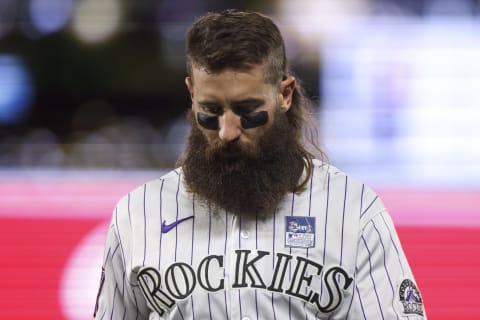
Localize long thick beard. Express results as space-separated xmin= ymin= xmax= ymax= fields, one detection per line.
xmin=180 ymin=110 xmax=304 ymax=220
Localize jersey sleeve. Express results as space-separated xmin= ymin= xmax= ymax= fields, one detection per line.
xmin=93 ymin=212 xmax=147 ymax=319
xmin=349 ymin=209 xmax=427 ymax=319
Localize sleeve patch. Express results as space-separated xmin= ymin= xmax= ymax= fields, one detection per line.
xmin=399 ymin=279 xmax=424 ymax=316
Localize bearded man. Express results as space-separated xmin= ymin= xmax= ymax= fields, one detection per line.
xmin=94 ymin=10 xmax=426 ymax=320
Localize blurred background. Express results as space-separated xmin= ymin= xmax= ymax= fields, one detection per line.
xmin=0 ymin=0 xmax=479 ymax=319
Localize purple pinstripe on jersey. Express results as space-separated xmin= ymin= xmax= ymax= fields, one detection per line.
xmin=255 ymin=291 xmax=259 ymax=319
xmin=127 ymin=193 xmax=132 ymax=228
xmin=121 ymin=270 xmax=127 ymax=319
xmin=190 ymin=296 xmax=195 ymax=319
xmin=110 ymin=242 xmax=120 ymax=266
xmin=143 ymin=184 xmax=147 ymax=267
xmin=324 ymin=176 xmax=349 ymax=319
xmin=174 ymin=175 xmax=181 ymax=261
xmin=110 ymin=283 xmax=118 ymax=320
xmin=346 ymin=179 xmax=363 ymax=320
xmin=190 ymin=196 xmax=195 ymax=319
xmin=140 ymin=184 xmax=149 ymax=317
xmin=127 ymin=193 xmax=139 ymax=320
xmin=361 ymin=235 xmax=385 ymax=320
xmin=238 ymin=291 xmax=243 ymax=318
xmin=322 ymin=173 xmax=331 ymax=265
xmin=126 ymin=196 xmax=133 ymax=271
xmin=304 ymin=165 xmax=316 ymax=320
xmin=223 ymin=209 xmax=229 ymax=320
xmin=238 ymin=215 xmax=243 ymax=319
xmin=158 ymin=179 xmax=165 ymax=270
xmin=308 ymin=165 xmax=314 ymax=217
xmin=207 ymin=207 xmax=212 ymax=252
xmin=177 ymin=306 xmax=185 ymax=320
xmin=359 ymin=184 xmax=365 ymax=215
xmin=255 ymin=213 xmax=259 ymax=320
xmin=371 ymin=220 xmax=400 ymax=320
xmin=207 ymin=207 xmax=213 ymax=320
xmin=190 ymin=196 xmax=196 ymax=264
xmin=190 ymin=195 xmax=196 ymax=319
xmin=289 ymin=192 xmax=295 ymax=320
xmin=117 ymin=198 xmax=138 ymax=317
xmin=271 ymin=209 xmax=277 ymax=320
xmin=319 ymin=173 xmax=331 ymax=301
xmin=110 ymin=244 xmax=120 ymax=265
xmin=344 ymin=280 xmax=356 ymax=319
xmin=224 ymin=209 xmax=228 ymax=255
xmin=132 ymin=281 xmax=139 ymax=320
xmin=355 ymin=285 xmax=367 ymax=320
xmin=360 ymin=196 xmax=378 ymax=219
xmin=339 ymin=176 xmax=348 ymax=266
xmin=379 ymin=214 xmax=405 ymax=276
xmin=173 ymin=174 xmax=186 ymax=320
xmin=103 ymin=244 xmax=112 ymax=267
xmin=115 ymin=209 xmax=127 ymax=273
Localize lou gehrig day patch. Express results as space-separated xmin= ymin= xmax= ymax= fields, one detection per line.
xmin=285 ymin=216 xmax=316 ymax=248
xmin=399 ymin=279 xmax=424 ymax=316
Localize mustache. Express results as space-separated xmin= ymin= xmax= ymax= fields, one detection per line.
xmin=206 ymin=138 xmax=259 ymax=160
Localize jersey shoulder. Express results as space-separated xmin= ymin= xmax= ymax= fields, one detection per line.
xmin=117 ymin=168 xmax=182 ymax=201
xmin=311 ymin=159 xmax=388 ymax=227
xmin=311 ymin=159 xmax=366 ymax=192
xmin=112 ymin=168 xmax=182 ymax=221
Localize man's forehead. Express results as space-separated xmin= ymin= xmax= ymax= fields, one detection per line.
xmin=190 ymin=64 xmax=267 ymax=81
xmin=198 ymin=97 xmax=265 ymax=106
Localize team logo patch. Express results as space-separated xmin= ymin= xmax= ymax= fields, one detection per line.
xmin=399 ymin=279 xmax=424 ymax=316
xmin=285 ymin=216 xmax=315 ymax=248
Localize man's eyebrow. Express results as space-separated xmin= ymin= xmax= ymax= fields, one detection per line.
xmin=198 ymin=100 xmax=221 ymax=106
xmin=231 ymin=98 xmax=265 ymax=114
xmin=198 ymin=98 xmax=264 ymax=105
xmin=232 ymin=98 xmax=265 ymax=106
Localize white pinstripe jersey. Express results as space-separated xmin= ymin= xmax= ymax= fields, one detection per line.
xmin=94 ymin=160 xmax=426 ymax=319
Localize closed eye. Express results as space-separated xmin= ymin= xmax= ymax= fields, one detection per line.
xmin=232 ymin=100 xmax=264 ymax=116
xmin=199 ymin=103 xmax=223 ymax=115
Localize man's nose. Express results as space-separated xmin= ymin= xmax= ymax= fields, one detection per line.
xmin=218 ymin=111 xmax=241 ymax=142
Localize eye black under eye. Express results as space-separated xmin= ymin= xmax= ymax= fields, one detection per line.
xmin=240 ymin=111 xmax=268 ymax=129
xmin=197 ymin=112 xmax=219 ymax=130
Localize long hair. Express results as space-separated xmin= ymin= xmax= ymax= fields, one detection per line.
xmin=185 ymin=10 xmax=326 ymax=190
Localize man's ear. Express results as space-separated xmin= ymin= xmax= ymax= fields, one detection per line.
xmin=185 ymin=77 xmax=194 ymax=101
xmin=279 ymin=76 xmax=296 ymax=112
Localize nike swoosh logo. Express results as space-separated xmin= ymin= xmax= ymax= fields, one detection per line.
xmin=161 ymin=215 xmax=194 ymax=233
